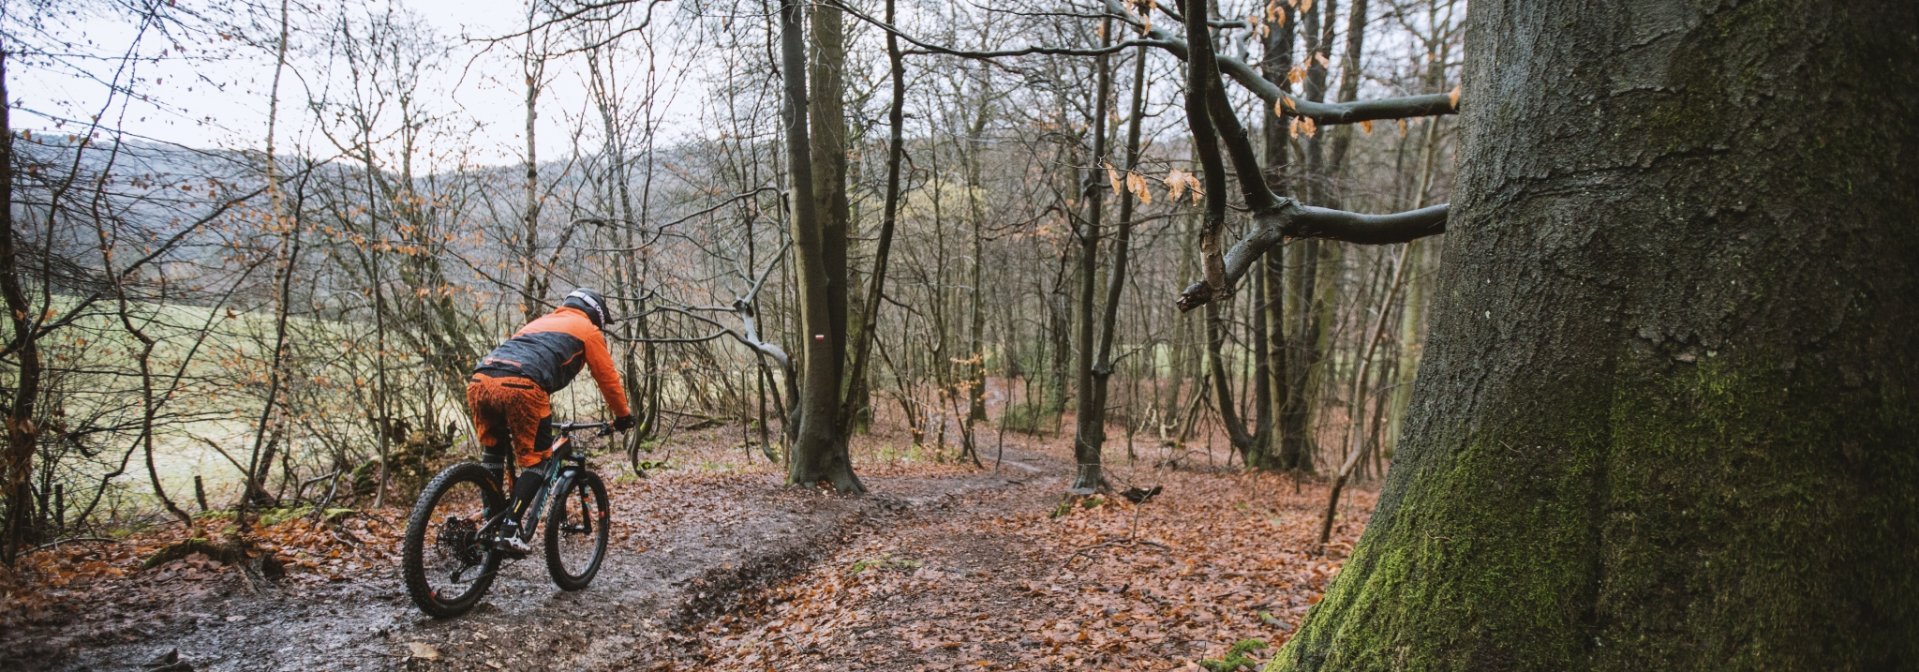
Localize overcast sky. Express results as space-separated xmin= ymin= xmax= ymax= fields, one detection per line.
xmin=11 ymin=0 xmax=708 ymax=170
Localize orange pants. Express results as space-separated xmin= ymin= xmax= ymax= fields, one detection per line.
xmin=467 ymin=374 xmax=553 ymax=468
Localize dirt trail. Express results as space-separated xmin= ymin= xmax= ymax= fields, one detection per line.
xmin=9 ymin=448 xmax=1061 ymax=672
xmin=672 ymin=454 xmax=1071 ymax=670
xmin=662 ymin=442 xmax=1377 ymax=670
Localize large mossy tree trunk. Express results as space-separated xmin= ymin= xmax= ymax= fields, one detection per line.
xmin=1273 ymin=1 xmax=1919 ymax=670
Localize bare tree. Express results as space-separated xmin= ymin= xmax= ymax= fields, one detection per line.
xmin=778 ymin=0 xmax=862 ymax=492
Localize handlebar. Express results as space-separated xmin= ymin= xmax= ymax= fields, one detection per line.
xmin=552 ymin=420 xmax=613 ymax=436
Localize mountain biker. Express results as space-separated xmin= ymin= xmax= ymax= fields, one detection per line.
xmin=468 ymin=288 xmax=634 ymax=553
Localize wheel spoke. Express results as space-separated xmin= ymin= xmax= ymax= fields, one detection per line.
xmin=405 ymin=464 xmax=507 ymax=617
xmin=545 ymin=473 xmax=609 ymax=589
xmin=422 ymin=481 xmax=490 ymax=593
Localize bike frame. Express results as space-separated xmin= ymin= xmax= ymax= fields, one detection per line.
xmin=482 ymin=421 xmax=608 ymax=541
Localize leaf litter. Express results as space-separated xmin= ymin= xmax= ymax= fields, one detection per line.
xmin=1 ymin=419 xmax=1375 ymax=671
xmin=676 ymin=435 xmax=1376 ymax=671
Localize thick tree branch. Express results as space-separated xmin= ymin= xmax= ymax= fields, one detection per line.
xmin=1176 ymin=202 xmax=1448 ymax=311
xmin=1106 ymin=0 xmax=1458 ymax=125
xmin=1181 ymin=0 xmax=1231 ymax=295
xmin=1195 ymin=35 xmax=1279 ymax=212
xmin=1167 ymin=0 xmax=1450 ymax=313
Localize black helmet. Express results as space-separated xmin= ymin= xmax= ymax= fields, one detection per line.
xmin=562 ymin=288 xmax=609 ymax=328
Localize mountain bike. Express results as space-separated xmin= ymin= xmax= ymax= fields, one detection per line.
xmin=402 ymin=420 xmax=615 ymax=618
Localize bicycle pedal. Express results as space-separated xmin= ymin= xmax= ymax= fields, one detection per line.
xmin=494 ymin=535 xmax=533 ymax=557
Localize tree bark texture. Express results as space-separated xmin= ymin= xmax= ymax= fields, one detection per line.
xmin=1255 ymin=0 xmax=1298 ymax=471
xmin=0 ymin=47 xmax=45 ymax=562
xmin=1072 ymin=41 xmax=1148 ymax=491
xmin=842 ymin=0 xmax=907 ymax=445
xmin=808 ymin=0 xmax=852 ymax=360
xmin=782 ymin=0 xmax=862 ymax=493
xmin=1069 ymin=18 xmax=1113 ymax=493
xmin=1274 ymin=1 xmax=1919 ymax=669
xmin=519 ymin=14 xmax=547 ymax=322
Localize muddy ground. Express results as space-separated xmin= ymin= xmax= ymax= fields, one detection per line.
xmin=2 ymin=445 xmax=1062 ymax=672
xmin=3 ymin=429 xmax=1372 ymax=672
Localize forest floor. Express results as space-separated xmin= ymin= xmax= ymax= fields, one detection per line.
xmin=0 ymin=421 xmax=1376 ymax=671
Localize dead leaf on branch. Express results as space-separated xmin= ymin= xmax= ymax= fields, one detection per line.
xmin=1125 ymin=171 xmax=1154 ymax=205
xmin=1265 ymin=0 xmax=1287 ymax=24
xmin=1162 ymin=169 xmax=1202 ymax=204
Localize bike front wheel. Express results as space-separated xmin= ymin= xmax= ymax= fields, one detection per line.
xmin=543 ymin=469 xmax=610 ymax=590
xmin=402 ymin=463 xmax=504 ymax=617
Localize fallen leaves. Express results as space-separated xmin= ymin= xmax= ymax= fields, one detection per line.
xmin=2 ymin=418 xmax=1377 ymax=671
xmin=406 ymin=641 xmax=442 ymax=661
xmin=687 ymin=436 xmax=1377 ymax=670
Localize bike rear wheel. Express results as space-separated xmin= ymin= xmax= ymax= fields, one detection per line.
xmin=543 ymin=469 xmax=610 ymax=590
xmin=402 ymin=463 xmax=504 ymax=617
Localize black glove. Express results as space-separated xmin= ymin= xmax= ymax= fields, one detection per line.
xmin=613 ymin=415 xmax=636 ymax=432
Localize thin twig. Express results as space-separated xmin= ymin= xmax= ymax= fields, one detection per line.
xmin=29 ymin=536 xmax=118 ymax=553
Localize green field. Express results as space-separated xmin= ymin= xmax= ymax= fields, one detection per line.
xmin=8 ymin=295 xmax=455 ymax=520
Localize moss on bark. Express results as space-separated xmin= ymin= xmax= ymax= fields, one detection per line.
xmin=1269 ymin=0 xmax=1918 ymax=668
xmin=1273 ymin=358 xmax=1917 ymax=671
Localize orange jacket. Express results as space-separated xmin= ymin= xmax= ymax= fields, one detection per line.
xmin=473 ymin=307 xmax=630 ymax=418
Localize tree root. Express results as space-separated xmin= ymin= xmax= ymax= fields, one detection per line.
xmin=140 ymin=538 xmax=285 ymax=581
xmin=141 ymin=538 xmax=246 ymax=569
